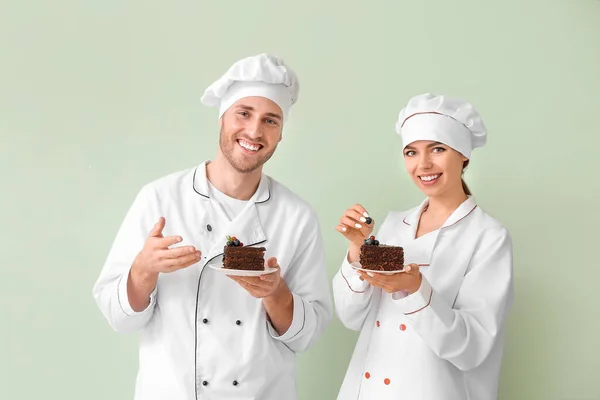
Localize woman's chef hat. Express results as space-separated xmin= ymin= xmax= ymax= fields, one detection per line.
xmin=395 ymin=93 xmax=487 ymax=159
xmin=201 ymin=53 xmax=299 ymax=123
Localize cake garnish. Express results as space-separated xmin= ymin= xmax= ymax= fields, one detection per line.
xmin=363 ymin=235 xmax=379 ymax=246
xmin=365 ymin=216 xmax=373 ymax=225
xmin=226 ymin=236 xmax=243 ymax=247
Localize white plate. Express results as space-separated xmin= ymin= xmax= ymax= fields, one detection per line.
xmin=208 ymin=263 xmax=278 ymax=277
xmin=350 ymin=262 xmax=406 ymax=275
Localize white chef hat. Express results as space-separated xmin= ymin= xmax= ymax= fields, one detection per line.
xmin=395 ymin=93 xmax=487 ymax=159
xmin=200 ymin=53 xmax=299 ymax=123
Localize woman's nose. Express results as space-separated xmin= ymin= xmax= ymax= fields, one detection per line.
xmin=418 ymin=154 xmax=433 ymax=169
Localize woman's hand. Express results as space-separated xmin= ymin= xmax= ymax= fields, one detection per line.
xmin=357 ymin=264 xmax=423 ymax=294
xmin=335 ymin=204 xmax=375 ymax=262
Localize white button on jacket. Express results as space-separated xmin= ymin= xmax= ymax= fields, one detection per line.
xmin=333 ymin=197 xmax=514 ymax=400
xmin=93 ymin=161 xmax=333 ymax=400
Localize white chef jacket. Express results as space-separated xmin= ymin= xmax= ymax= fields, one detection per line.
xmin=333 ymin=196 xmax=514 ymax=400
xmin=93 ymin=161 xmax=333 ymax=400
xmin=206 ymin=180 xmax=247 ymax=220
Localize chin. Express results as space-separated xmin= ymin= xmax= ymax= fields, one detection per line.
xmin=230 ymin=156 xmax=264 ymax=174
xmin=420 ymin=187 xmax=441 ymax=197
xmin=231 ymin=162 xmax=261 ymax=174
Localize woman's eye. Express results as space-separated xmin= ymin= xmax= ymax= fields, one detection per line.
xmin=433 ymin=147 xmax=446 ymax=153
xmin=404 ymin=150 xmax=416 ymax=157
xmin=238 ymin=112 xmax=249 ymax=117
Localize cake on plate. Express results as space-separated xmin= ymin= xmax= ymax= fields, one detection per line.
xmin=222 ymin=236 xmax=266 ymax=271
xmin=359 ymin=235 xmax=404 ymax=271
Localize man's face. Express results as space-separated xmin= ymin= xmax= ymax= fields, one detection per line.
xmin=219 ymin=96 xmax=284 ymax=174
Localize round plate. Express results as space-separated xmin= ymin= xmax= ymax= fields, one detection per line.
xmin=350 ymin=262 xmax=406 ymax=275
xmin=208 ymin=263 xmax=278 ymax=277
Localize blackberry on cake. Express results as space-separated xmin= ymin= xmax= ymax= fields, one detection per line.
xmin=222 ymin=236 xmax=266 ymax=271
xmin=359 ymin=235 xmax=404 ymax=271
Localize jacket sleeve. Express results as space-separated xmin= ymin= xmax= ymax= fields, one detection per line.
xmin=92 ymin=185 xmax=159 ymax=333
xmin=392 ymin=226 xmax=514 ymax=371
xmin=267 ymin=210 xmax=333 ymax=353
xmin=332 ymin=212 xmax=395 ymax=332
xmin=332 ymin=252 xmax=376 ymax=331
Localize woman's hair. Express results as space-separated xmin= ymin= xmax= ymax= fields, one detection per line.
xmin=461 ymin=160 xmax=471 ymax=196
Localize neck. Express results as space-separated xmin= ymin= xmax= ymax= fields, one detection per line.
xmin=425 ymin=186 xmax=469 ymax=219
xmin=206 ymin=152 xmax=262 ymax=200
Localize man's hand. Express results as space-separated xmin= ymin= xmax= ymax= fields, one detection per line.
xmin=132 ymin=216 xmax=201 ymax=278
xmin=229 ymin=257 xmax=294 ymax=335
xmin=228 ymin=257 xmax=284 ymax=298
xmin=128 ymin=217 xmax=201 ymax=311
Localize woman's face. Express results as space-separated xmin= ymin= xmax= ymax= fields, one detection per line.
xmin=403 ymin=140 xmax=468 ymax=198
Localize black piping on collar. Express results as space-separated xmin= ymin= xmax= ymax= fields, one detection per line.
xmin=192 ymin=166 xmax=271 ymax=203
xmin=255 ymin=189 xmax=271 ymax=204
xmin=192 ymin=167 xmax=209 ymax=199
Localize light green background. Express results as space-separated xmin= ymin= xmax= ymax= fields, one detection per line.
xmin=1 ymin=1 xmax=599 ymax=399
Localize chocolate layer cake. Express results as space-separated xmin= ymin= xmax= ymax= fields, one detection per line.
xmin=359 ymin=236 xmax=404 ymax=271
xmin=222 ymin=236 xmax=266 ymax=270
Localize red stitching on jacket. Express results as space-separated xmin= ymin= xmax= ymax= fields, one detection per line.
xmin=442 ymin=205 xmax=477 ymax=229
xmin=341 ymin=266 xmax=365 ymax=294
xmin=404 ymin=287 xmax=433 ymax=315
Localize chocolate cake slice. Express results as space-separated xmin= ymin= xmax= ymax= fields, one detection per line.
xmin=359 ymin=235 xmax=404 ymax=271
xmin=222 ymin=236 xmax=266 ymax=271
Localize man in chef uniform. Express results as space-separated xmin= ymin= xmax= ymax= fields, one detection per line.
xmin=93 ymin=53 xmax=332 ymax=400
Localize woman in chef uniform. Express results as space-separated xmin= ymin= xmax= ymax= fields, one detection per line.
xmin=333 ymin=93 xmax=514 ymax=400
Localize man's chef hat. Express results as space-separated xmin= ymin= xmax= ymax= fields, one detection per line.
xmin=395 ymin=93 xmax=487 ymax=159
xmin=201 ymin=53 xmax=299 ymax=123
